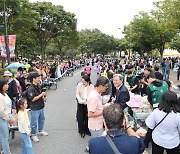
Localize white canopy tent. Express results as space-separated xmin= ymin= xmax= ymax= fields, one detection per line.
xmin=163 ymin=49 xmax=180 ymax=57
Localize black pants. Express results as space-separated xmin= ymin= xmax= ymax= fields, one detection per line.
xmin=77 ymin=103 xmax=89 ymax=134
xmin=152 ymin=140 xmax=180 ymax=154
xmin=87 ymin=73 xmax=91 ymax=78
xmin=177 ymin=72 xmax=180 ymax=80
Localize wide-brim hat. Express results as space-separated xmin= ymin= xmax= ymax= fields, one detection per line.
xmin=3 ymin=71 xmax=12 ymax=77
xmin=126 ymin=95 xmax=143 ymax=108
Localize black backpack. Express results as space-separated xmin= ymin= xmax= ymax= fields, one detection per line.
xmin=21 ymin=87 xmax=31 ymax=108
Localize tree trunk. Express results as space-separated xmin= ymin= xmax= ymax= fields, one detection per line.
xmin=159 ymin=42 xmax=165 ymax=62
xmin=1 ymin=57 xmax=5 ymax=69
xmin=40 ymin=46 xmax=45 ymax=61
xmin=159 ymin=48 xmax=164 ymax=62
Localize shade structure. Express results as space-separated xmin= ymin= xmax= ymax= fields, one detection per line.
xmin=6 ymin=62 xmax=25 ymax=69
xmin=163 ymin=49 xmax=180 ymax=57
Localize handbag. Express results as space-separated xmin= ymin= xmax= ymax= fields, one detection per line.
xmin=144 ymin=112 xmax=169 ymax=148
xmin=105 ymin=135 xmax=121 ymax=154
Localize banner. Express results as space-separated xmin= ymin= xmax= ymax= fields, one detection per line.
xmin=0 ymin=35 xmax=16 ymax=58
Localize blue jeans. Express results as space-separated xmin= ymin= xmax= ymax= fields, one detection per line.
xmin=165 ymin=69 xmax=170 ymax=79
xmin=21 ymin=133 xmax=34 ymax=154
xmin=162 ymin=67 xmax=166 ymax=78
xmin=12 ymin=100 xmax=16 ymax=109
xmin=0 ymin=118 xmax=10 ymax=154
xmin=31 ymin=108 xmax=45 ymax=136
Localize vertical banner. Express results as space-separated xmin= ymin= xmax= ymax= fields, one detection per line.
xmin=0 ymin=35 xmax=16 ymax=58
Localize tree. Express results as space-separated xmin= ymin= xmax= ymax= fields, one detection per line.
xmin=31 ymin=2 xmax=77 ymax=60
xmin=151 ymin=0 xmax=179 ymax=57
xmin=153 ymin=0 xmax=180 ymax=30
xmin=123 ymin=12 xmax=158 ymax=56
xmin=78 ymin=29 xmax=117 ymax=56
xmin=54 ymin=12 xmax=78 ymax=56
xmin=170 ymin=34 xmax=180 ymax=52
xmin=0 ymin=0 xmax=39 ymax=60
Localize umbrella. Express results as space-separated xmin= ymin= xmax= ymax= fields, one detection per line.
xmin=6 ymin=62 xmax=25 ymax=69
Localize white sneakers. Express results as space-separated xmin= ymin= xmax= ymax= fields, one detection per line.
xmin=31 ymin=136 xmax=39 ymax=143
xmin=39 ymin=131 xmax=48 ymax=136
xmin=31 ymin=131 xmax=48 ymax=143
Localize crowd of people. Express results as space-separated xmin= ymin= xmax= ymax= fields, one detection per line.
xmin=76 ymin=56 xmax=180 ymax=154
xmin=0 ymin=55 xmax=180 ymax=154
xmin=0 ymin=58 xmax=85 ymax=154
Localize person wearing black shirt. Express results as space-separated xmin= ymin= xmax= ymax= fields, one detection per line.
xmin=49 ymin=63 xmax=57 ymax=78
xmin=177 ymin=64 xmax=180 ymax=81
xmin=19 ymin=70 xmax=31 ymax=92
xmin=140 ymin=67 xmax=152 ymax=96
xmin=154 ymin=65 xmax=163 ymax=80
xmin=27 ymin=73 xmax=48 ymax=143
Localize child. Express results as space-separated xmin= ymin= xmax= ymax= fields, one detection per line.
xmin=17 ymin=97 xmax=34 ymax=154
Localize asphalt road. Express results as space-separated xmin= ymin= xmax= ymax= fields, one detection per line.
xmin=10 ymin=67 xmax=94 ymax=154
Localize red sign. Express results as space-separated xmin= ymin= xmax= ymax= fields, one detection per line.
xmin=0 ymin=35 xmax=16 ymax=58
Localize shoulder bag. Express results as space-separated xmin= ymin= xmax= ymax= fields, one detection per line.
xmin=105 ymin=135 xmax=121 ymax=154
xmin=144 ymin=112 xmax=169 ymax=148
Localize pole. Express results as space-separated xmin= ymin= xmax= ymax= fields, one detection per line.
xmin=3 ymin=0 xmax=11 ymax=65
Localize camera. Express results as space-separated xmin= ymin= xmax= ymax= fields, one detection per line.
xmin=41 ymin=87 xmax=47 ymax=92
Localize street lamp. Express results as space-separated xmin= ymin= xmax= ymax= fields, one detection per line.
xmin=3 ymin=0 xmax=11 ymax=64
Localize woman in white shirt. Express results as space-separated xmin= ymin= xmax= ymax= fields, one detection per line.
xmin=0 ymin=78 xmax=16 ymax=154
xmin=76 ymin=74 xmax=94 ymax=138
xmin=146 ymin=91 xmax=180 ymax=154
xmin=56 ymin=62 xmax=61 ymax=79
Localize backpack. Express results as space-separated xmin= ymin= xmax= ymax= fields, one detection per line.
xmin=21 ymin=87 xmax=31 ymax=108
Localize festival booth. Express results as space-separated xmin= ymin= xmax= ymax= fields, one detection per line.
xmin=163 ymin=49 xmax=180 ymax=57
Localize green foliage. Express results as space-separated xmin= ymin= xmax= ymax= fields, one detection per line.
xmin=124 ymin=12 xmax=158 ymax=55
xmin=0 ymin=0 xmax=40 ymax=58
xmin=123 ymin=0 xmax=179 ymax=57
xmin=170 ymin=34 xmax=180 ymax=52
xmin=0 ymin=0 xmax=179 ymax=63
xmin=31 ymin=2 xmax=77 ymax=59
xmin=151 ymin=0 xmax=179 ymax=56
xmin=78 ymin=29 xmax=117 ymax=55
xmin=54 ymin=12 xmax=78 ymax=55
xmin=153 ymin=0 xmax=180 ymax=30
xmin=0 ymin=0 xmax=79 ymax=61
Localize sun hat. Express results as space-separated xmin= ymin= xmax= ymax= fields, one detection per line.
xmin=126 ymin=95 xmax=143 ymax=108
xmin=3 ymin=71 xmax=12 ymax=77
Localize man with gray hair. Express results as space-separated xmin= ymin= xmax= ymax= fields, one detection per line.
xmin=113 ymin=74 xmax=130 ymax=109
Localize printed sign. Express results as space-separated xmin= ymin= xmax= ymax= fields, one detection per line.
xmin=0 ymin=35 xmax=16 ymax=58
